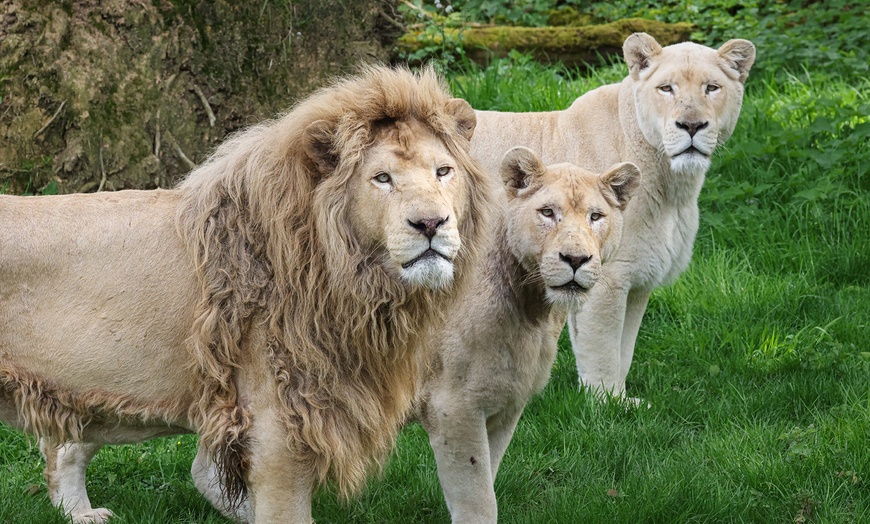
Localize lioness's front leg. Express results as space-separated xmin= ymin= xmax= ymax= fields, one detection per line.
xmin=485 ymin=407 xmax=522 ymax=481
xmin=423 ymin=399 xmax=497 ymax=524
xmin=618 ymin=288 xmax=652 ymax=388
xmin=568 ymin=275 xmax=630 ymax=397
xmin=40 ymin=440 xmax=113 ymax=524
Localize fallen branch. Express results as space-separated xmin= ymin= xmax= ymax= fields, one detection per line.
xmin=165 ymin=130 xmax=196 ymax=170
xmin=154 ymin=108 xmax=161 ymax=157
xmin=33 ymin=100 xmax=66 ymax=138
xmin=192 ymin=84 xmax=216 ymax=127
xmin=97 ymin=133 xmax=108 ymax=192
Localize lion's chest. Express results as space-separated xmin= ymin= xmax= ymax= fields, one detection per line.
xmin=623 ymin=201 xmax=700 ymax=289
xmin=486 ymin=315 xmax=562 ymax=410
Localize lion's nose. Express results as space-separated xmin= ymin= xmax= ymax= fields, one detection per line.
xmin=675 ymin=120 xmax=709 ymax=137
xmin=559 ymin=253 xmax=592 ymax=271
xmin=408 ymin=216 xmax=448 ymax=239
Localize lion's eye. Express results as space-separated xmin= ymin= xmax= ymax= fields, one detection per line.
xmin=539 ymin=208 xmax=554 ymax=218
xmin=658 ymin=85 xmax=673 ymax=93
xmin=706 ymin=84 xmax=720 ymax=94
xmin=374 ymin=172 xmax=392 ymax=184
xmin=590 ymin=212 xmax=603 ymax=222
xmin=436 ymin=166 xmax=453 ymax=178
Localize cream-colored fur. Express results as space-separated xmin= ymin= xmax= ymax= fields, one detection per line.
xmin=417 ymin=147 xmax=639 ymax=523
xmin=469 ymin=33 xmax=755 ymax=398
xmin=0 ymin=66 xmax=496 ymax=524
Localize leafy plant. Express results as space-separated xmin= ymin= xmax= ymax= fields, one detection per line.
xmin=397 ymin=0 xmax=470 ymax=69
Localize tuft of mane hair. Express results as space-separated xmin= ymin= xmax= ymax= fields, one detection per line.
xmin=175 ymin=64 xmax=495 ymax=503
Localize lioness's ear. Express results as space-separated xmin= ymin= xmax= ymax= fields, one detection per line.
xmin=623 ymin=32 xmax=663 ymax=80
xmin=718 ymin=39 xmax=756 ymax=83
xmin=303 ymin=119 xmax=338 ymax=176
xmin=445 ymin=98 xmax=477 ymax=142
xmin=600 ymin=162 xmax=641 ymax=210
xmin=500 ymin=146 xmax=545 ymax=198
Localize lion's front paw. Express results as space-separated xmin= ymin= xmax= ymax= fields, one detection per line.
xmin=70 ymin=508 xmax=113 ymax=524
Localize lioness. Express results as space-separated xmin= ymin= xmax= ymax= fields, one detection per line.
xmin=469 ymin=33 xmax=755 ymax=398
xmin=0 ymin=66 xmax=496 ymax=523
xmin=417 ymin=147 xmax=639 ymax=523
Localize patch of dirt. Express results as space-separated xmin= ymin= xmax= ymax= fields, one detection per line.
xmin=0 ymin=0 xmax=403 ymax=193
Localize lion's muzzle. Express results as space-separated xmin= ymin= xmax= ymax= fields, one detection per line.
xmin=394 ymin=213 xmax=460 ymax=290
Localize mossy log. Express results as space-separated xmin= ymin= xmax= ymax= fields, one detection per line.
xmin=397 ymin=18 xmax=694 ymax=68
xmin=0 ymin=0 xmax=403 ymax=194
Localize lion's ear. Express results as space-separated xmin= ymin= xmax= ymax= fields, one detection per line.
xmin=623 ymin=32 xmax=663 ymax=80
xmin=303 ymin=119 xmax=339 ymax=176
xmin=600 ymin=162 xmax=641 ymax=210
xmin=445 ymin=98 xmax=477 ymax=142
xmin=718 ymin=39 xmax=756 ymax=83
xmin=500 ymin=146 xmax=545 ymax=198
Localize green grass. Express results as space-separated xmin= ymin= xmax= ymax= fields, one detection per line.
xmin=3 ymin=35 xmax=869 ymax=524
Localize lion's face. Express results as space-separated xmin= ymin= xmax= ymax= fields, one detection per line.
xmin=500 ymin=147 xmax=640 ymax=307
xmin=344 ymin=119 xmax=473 ymax=289
xmin=623 ymin=34 xmax=756 ymax=175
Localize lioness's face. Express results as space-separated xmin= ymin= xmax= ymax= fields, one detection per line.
xmin=625 ymin=35 xmax=755 ymax=175
xmin=501 ymin=148 xmax=639 ymax=308
xmin=348 ymin=119 xmax=470 ymax=289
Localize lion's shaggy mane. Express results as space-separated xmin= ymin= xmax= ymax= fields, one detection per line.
xmin=176 ymin=65 xmax=493 ymax=502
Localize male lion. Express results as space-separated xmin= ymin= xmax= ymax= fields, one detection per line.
xmin=469 ymin=33 xmax=755 ymax=399
xmin=0 ymin=66 xmax=496 ymax=523
xmin=417 ymin=147 xmax=640 ymax=523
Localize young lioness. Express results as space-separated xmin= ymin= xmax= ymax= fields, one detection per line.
xmin=416 ymin=147 xmax=640 ymax=523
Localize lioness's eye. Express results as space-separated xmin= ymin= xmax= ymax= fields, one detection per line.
xmin=706 ymin=84 xmax=720 ymax=93
xmin=590 ymin=212 xmax=603 ymax=222
xmin=539 ymin=208 xmax=554 ymax=218
xmin=374 ymin=172 xmax=392 ymax=184
xmin=436 ymin=166 xmax=452 ymax=177
xmin=658 ymin=85 xmax=673 ymax=93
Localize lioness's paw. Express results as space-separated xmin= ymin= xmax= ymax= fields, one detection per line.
xmin=625 ymin=396 xmax=652 ymax=409
xmin=71 ymin=508 xmax=113 ymax=524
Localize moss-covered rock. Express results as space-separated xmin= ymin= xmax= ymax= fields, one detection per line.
xmin=0 ymin=0 xmax=403 ymax=194
xmin=397 ymin=18 xmax=694 ymax=69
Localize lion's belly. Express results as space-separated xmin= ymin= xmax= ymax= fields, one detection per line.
xmin=0 ymin=191 xmax=198 ymax=415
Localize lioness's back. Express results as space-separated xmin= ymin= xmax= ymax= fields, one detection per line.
xmin=471 ymin=83 xmax=624 ymax=175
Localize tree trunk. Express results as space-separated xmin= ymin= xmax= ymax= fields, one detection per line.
xmin=0 ymin=0 xmax=404 ymax=194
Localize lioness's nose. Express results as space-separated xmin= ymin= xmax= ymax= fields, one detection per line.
xmin=675 ymin=120 xmax=709 ymax=137
xmin=559 ymin=253 xmax=592 ymax=271
xmin=409 ymin=216 xmax=448 ymax=239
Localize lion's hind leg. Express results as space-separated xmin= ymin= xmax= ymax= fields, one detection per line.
xmin=40 ymin=440 xmax=113 ymax=523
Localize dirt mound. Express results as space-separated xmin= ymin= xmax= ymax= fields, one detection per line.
xmin=0 ymin=0 xmax=402 ymax=193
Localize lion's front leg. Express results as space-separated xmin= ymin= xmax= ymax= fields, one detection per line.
xmin=423 ymin=398 xmax=497 ymax=524
xmin=568 ymin=277 xmax=630 ymax=397
xmin=191 ymin=442 xmax=253 ymax=523
xmin=40 ymin=440 xmax=113 ymax=524
xmin=619 ymin=288 xmax=652 ymax=389
xmin=485 ymin=407 xmax=522 ymax=481
xmin=245 ymin=410 xmax=315 ymax=524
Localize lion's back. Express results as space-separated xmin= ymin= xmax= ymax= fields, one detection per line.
xmin=0 ymin=190 xmax=199 ymax=404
